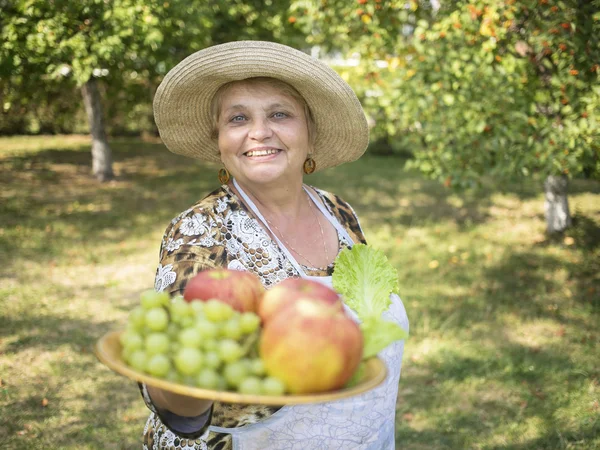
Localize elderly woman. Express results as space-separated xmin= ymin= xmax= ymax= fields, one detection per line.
xmin=140 ymin=41 xmax=408 ymax=450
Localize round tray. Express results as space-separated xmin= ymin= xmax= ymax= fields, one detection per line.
xmin=95 ymin=330 xmax=387 ymax=405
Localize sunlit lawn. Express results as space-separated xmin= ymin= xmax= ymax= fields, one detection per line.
xmin=1 ymin=135 xmax=598 ymax=449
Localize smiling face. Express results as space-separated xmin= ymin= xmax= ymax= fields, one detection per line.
xmin=215 ymin=80 xmax=313 ymax=189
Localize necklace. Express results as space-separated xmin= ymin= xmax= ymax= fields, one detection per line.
xmin=311 ymin=197 xmax=330 ymax=264
xmin=263 ymin=192 xmax=329 ymax=268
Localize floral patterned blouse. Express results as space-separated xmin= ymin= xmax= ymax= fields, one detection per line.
xmin=141 ymin=183 xmax=367 ymax=450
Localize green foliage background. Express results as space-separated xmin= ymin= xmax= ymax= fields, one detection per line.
xmin=1 ymin=0 xmax=599 ymax=186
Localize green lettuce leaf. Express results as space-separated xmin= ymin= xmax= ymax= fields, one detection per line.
xmin=360 ymin=316 xmax=408 ymax=359
xmin=333 ymin=244 xmax=407 ymax=359
xmin=332 ymin=244 xmax=399 ymax=319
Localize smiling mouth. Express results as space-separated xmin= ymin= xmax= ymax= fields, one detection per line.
xmin=244 ymin=148 xmax=281 ymax=157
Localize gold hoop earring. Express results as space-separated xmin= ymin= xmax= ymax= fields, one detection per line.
xmin=218 ymin=168 xmax=230 ymax=184
xmin=303 ymin=157 xmax=316 ymax=174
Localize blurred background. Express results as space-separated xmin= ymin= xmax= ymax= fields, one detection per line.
xmin=1 ymin=1 xmax=598 ymax=448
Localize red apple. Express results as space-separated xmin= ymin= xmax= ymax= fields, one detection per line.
xmin=258 ymin=278 xmax=342 ymax=324
xmin=259 ymin=297 xmax=363 ymax=394
xmin=183 ymin=268 xmax=264 ymax=313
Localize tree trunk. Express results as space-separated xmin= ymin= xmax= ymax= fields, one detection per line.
xmin=544 ymin=175 xmax=572 ymax=233
xmin=81 ymin=78 xmax=114 ymax=182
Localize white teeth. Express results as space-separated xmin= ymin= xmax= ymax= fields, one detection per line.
xmin=246 ymin=149 xmax=279 ymax=157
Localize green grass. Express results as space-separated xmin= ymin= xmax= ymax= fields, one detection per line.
xmin=1 ymin=135 xmax=598 ymax=449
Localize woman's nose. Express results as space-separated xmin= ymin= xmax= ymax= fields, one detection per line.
xmin=248 ymin=118 xmax=273 ymax=141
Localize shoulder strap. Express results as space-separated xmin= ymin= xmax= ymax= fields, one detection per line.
xmin=304 ymin=188 xmax=355 ymax=246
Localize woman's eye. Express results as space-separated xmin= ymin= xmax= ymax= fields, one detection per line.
xmin=230 ymin=115 xmax=246 ymax=122
xmin=272 ymin=112 xmax=288 ymax=119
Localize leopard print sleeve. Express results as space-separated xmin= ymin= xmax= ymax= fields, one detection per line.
xmin=311 ymin=188 xmax=368 ymax=246
xmin=154 ymin=195 xmax=227 ymax=296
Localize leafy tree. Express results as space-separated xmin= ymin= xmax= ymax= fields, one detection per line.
xmin=396 ymin=0 xmax=599 ymax=233
xmin=210 ymin=0 xmax=306 ymax=46
xmin=0 ymin=0 xmax=307 ymax=180
xmin=301 ymin=0 xmax=599 ymax=233
xmin=4 ymin=0 xmax=596 ymax=235
xmin=0 ymin=0 xmax=213 ymax=181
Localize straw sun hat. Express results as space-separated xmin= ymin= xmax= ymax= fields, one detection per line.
xmin=153 ymin=40 xmax=369 ymax=172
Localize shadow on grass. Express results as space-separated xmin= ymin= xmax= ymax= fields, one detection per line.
xmin=54 ymin=376 xmax=144 ymax=449
xmin=397 ymin=336 xmax=598 ymax=449
xmin=0 ymin=140 xmax=220 ymax=273
xmin=391 ymin=242 xmax=598 ymax=341
xmin=0 ymin=339 xmax=144 ymax=450
xmin=0 ymin=309 xmax=114 ymax=353
xmin=3 ymin=140 xmax=599 ymax=277
xmin=1 ymin=143 xmax=493 ymax=279
xmin=485 ymin=241 xmax=599 ymax=318
xmin=309 ymin=157 xmax=493 ymax=229
xmin=394 ymin=217 xmax=599 ymax=449
xmin=0 ymin=295 xmax=145 ymax=447
xmin=539 ymin=213 xmax=600 ymax=252
xmin=497 ymin=421 xmax=600 ymax=450
xmin=401 ymin=211 xmax=599 ymax=337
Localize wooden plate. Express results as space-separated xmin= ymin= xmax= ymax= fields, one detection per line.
xmin=95 ymin=330 xmax=387 ymax=405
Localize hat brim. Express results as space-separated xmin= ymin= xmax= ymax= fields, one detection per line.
xmin=153 ymin=41 xmax=369 ymax=172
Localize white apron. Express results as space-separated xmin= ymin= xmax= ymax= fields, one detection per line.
xmin=210 ymin=180 xmax=409 ymax=450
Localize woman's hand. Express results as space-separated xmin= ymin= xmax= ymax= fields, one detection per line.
xmin=147 ymin=385 xmax=213 ymax=417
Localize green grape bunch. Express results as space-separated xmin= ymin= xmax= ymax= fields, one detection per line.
xmin=120 ymin=290 xmax=285 ymax=396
